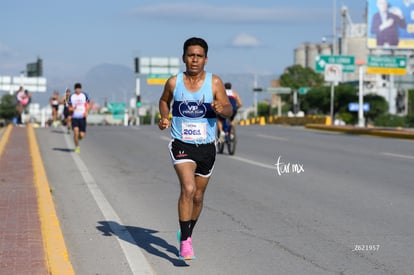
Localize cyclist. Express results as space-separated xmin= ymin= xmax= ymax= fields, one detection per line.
xmin=217 ymin=82 xmax=243 ymax=142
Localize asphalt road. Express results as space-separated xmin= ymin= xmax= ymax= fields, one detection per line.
xmin=36 ymin=124 xmax=414 ymax=275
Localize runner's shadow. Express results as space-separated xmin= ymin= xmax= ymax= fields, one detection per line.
xmin=52 ymin=147 xmax=73 ymax=153
xmin=96 ymin=221 xmax=188 ymax=267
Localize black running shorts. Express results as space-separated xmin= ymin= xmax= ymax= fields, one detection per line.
xmin=72 ymin=118 xmax=87 ymax=133
xmin=168 ymin=139 xmax=216 ymax=177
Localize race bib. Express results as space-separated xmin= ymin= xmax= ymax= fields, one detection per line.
xmin=181 ymin=122 xmax=207 ymax=141
xmin=73 ymin=104 xmax=86 ymax=117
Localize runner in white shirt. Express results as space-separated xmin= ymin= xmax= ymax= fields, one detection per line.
xmin=68 ymin=83 xmax=90 ymax=153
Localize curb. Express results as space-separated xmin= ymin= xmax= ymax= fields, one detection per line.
xmin=27 ymin=124 xmax=75 ymax=274
xmin=305 ymin=124 xmax=414 ymax=140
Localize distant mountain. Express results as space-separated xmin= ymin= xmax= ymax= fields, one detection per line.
xmin=84 ymin=63 xmax=136 ymax=105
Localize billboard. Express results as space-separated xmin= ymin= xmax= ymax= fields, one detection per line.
xmin=367 ymin=0 xmax=414 ymax=49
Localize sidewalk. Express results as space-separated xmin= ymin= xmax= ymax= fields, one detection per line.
xmin=0 ymin=125 xmax=47 ymax=274
xmin=0 ymin=125 xmax=74 ymax=275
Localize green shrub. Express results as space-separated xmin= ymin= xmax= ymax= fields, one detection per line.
xmin=374 ymin=114 xmax=406 ymax=127
xmin=0 ymin=94 xmax=17 ymax=121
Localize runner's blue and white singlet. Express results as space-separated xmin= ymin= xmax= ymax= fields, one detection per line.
xmin=171 ymin=72 xmax=217 ymax=144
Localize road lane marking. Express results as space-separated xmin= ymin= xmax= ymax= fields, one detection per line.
xmin=256 ymin=134 xmax=289 ymax=141
xmin=229 ymin=155 xmax=276 ymax=170
xmin=63 ymin=133 xmax=155 ymax=275
xmin=380 ymin=152 xmax=414 ymax=160
xmin=28 ymin=125 xmax=75 ymax=274
xmin=0 ymin=124 xmax=13 ymax=157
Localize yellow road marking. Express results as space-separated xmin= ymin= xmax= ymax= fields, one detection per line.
xmin=0 ymin=124 xmax=13 ymax=157
xmin=27 ymin=124 xmax=75 ymax=275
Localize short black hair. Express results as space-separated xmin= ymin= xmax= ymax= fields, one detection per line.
xmin=74 ymin=83 xmax=82 ymax=89
xmin=224 ymin=82 xmax=232 ymax=89
xmin=183 ymin=37 xmax=208 ymax=58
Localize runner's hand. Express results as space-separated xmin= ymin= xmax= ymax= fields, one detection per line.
xmin=158 ymin=117 xmax=170 ymax=130
xmin=211 ymin=100 xmax=224 ymax=115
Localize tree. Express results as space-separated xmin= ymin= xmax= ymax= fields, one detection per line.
xmin=364 ymin=93 xmax=388 ymax=124
xmin=300 ymin=85 xmax=357 ymax=116
xmin=257 ymin=101 xmax=271 ymax=117
xmin=408 ymin=89 xmax=414 ymax=116
xmin=301 ymin=86 xmax=330 ymax=114
xmin=0 ymin=94 xmax=17 ymax=121
xmin=279 ymin=65 xmax=324 ymax=90
xmin=335 ymin=85 xmax=358 ymax=113
xmin=279 ymin=65 xmax=324 ymax=112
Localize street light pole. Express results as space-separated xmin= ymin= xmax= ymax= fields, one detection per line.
xmin=358 ymin=64 xmax=365 ymax=127
xmin=330 ymin=0 xmax=337 ymax=125
xmin=332 ymin=0 xmax=336 ymax=55
xmin=253 ymin=73 xmax=258 ymax=117
xmin=356 ymin=59 xmax=366 ymax=127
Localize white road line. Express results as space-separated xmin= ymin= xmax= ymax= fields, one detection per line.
xmin=256 ymin=134 xmax=289 ymax=141
xmin=63 ymin=134 xmax=155 ymax=275
xmin=229 ymin=155 xmax=276 ymax=170
xmin=380 ymin=152 xmax=414 ymax=160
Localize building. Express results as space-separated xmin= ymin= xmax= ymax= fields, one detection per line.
xmin=293 ymin=4 xmax=413 ymax=115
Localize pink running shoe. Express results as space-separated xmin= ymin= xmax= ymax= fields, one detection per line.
xmin=177 ymin=230 xmax=195 ymax=260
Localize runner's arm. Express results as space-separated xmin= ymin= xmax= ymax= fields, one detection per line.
xmin=211 ymin=75 xmax=233 ymax=118
xmin=158 ymin=76 xmax=175 ymax=130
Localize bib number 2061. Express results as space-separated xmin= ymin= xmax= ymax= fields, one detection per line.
xmin=183 ymin=129 xmax=201 ymax=135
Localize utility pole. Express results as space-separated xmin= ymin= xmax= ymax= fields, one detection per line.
xmin=330 ymin=0 xmax=337 ymax=125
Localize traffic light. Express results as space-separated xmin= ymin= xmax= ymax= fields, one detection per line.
xmin=396 ymin=90 xmax=405 ymax=113
xmin=134 ymin=57 xmax=140 ymax=73
xmin=136 ymin=95 xmax=142 ymax=107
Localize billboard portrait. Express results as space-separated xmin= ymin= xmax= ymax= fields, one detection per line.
xmin=367 ymin=0 xmax=414 ymax=49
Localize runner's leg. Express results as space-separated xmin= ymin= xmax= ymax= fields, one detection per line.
xmin=174 ymin=162 xmax=197 ymax=241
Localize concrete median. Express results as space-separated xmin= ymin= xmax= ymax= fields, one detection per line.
xmin=305 ymin=124 xmax=414 ymax=140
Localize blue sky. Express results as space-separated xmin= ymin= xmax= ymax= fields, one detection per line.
xmin=1 ymin=0 xmax=366 ymax=83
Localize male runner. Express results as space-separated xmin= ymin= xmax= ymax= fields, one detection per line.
xmin=68 ymin=83 xmax=89 ymax=153
xmin=158 ymin=37 xmax=232 ymax=260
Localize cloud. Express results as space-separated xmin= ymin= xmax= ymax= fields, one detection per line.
xmin=0 ymin=42 xmax=17 ymax=58
xmin=130 ymin=3 xmax=328 ymax=24
xmin=231 ymin=33 xmax=261 ymax=48
xmin=0 ymin=42 xmax=23 ymax=74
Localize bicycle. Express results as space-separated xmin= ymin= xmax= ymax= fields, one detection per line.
xmin=216 ymin=117 xmax=236 ymax=155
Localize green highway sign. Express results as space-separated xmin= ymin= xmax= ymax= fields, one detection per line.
xmin=147 ymin=73 xmax=173 ymax=79
xmin=147 ymin=73 xmax=173 ymax=85
xmin=366 ymin=55 xmax=407 ymax=75
xmin=298 ymin=87 xmax=310 ymax=95
xmin=107 ymin=102 xmax=126 ymax=120
xmin=253 ymin=87 xmax=291 ymax=94
xmin=315 ymin=55 xmax=355 ymax=73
